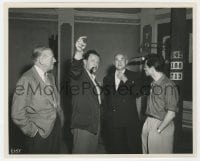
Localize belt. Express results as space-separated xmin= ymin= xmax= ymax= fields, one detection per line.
xmin=147 ymin=115 xmax=159 ymax=120
xmin=147 ymin=115 xmax=163 ymax=121
xmin=147 ymin=115 xmax=154 ymax=118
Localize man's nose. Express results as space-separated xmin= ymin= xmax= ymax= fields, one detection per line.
xmin=53 ymin=58 xmax=56 ymax=63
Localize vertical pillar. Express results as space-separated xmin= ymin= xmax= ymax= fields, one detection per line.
xmin=170 ymin=8 xmax=187 ymax=152
xmin=57 ymin=9 xmax=74 ymax=91
xmin=57 ymin=10 xmax=75 ymax=151
xmin=139 ymin=9 xmax=157 ymax=121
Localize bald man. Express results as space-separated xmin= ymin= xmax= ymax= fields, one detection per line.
xmin=11 ymin=47 xmax=64 ymax=154
xmin=103 ymin=53 xmax=142 ymax=154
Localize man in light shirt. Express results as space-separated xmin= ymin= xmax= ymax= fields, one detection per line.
xmin=11 ymin=47 xmax=64 ymax=154
xmin=142 ymin=54 xmax=179 ymax=153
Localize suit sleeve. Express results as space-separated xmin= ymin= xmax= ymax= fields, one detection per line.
xmin=165 ymin=83 xmax=179 ymax=112
xmin=11 ymin=77 xmax=38 ymax=137
xmin=57 ymin=102 xmax=64 ymax=127
xmin=70 ymin=58 xmax=84 ymax=80
xmin=50 ymin=74 xmax=65 ymax=127
xmin=134 ymin=73 xmax=143 ymax=97
xmin=102 ymin=77 xmax=110 ymax=118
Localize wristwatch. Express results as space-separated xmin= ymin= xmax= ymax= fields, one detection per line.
xmin=157 ymin=128 xmax=161 ymax=133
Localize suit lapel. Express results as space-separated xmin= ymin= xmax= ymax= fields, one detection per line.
xmin=124 ymin=69 xmax=129 ymax=78
xmin=31 ymin=67 xmax=57 ymax=107
xmin=110 ymin=71 xmax=118 ymax=92
xmin=48 ymin=74 xmax=58 ymax=104
xmin=118 ymin=80 xmax=123 ymax=89
xmin=115 ymin=69 xmax=128 ymax=92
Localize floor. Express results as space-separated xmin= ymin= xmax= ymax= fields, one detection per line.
xmin=9 ymin=126 xmax=193 ymax=154
xmin=174 ymin=127 xmax=193 ymax=153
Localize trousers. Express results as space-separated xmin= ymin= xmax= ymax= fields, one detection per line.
xmin=105 ymin=126 xmax=142 ymax=154
xmin=25 ymin=115 xmax=62 ymax=154
xmin=141 ymin=117 xmax=174 ymax=154
xmin=72 ymin=128 xmax=100 ymax=154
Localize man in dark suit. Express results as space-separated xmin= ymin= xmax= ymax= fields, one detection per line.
xmin=11 ymin=47 xmax=64 ymax=154
xmin=70 ymin=37 xmax=101 ymax=154
xmin=103 ymin=53 xmax=142 ymax=154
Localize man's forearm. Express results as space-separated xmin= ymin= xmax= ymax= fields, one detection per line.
xmin=157 ymin=111 xmax=175 ymax=133
xmin=70 ymin=55 xmax=83 ymax=79
xmin=71 ymin=36 xmax=86 ymax=78
xmin=12 ymin=112 xmax=38 ymax=137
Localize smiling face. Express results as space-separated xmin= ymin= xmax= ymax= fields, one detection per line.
xmin=114 ymin=54 xmax=128 ymax=71
xmin=83 ymin=53 xmax=100 ymax=74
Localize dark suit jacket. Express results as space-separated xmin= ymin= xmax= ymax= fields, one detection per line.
xmin=70 ymin=59 xmax=101 ymax=134
xmin=11 ymin=66 xmax=63 ymax=138
xmin=103 ymin=69 xmax=141 ymax=128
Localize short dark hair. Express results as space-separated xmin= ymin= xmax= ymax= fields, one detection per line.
xmin=145 ymin=54 xmax=165 ymax=72
xmin=32 ymin=46 xmax=52 ymax=63
xmin=83 ymin=50 xmax=100 ymax=60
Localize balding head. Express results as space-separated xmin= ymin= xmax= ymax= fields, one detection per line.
xmin=114 ymin=53 xmax=128 ymax=71
xmin=32 ymin=46 xmax=56 ymax=72
xmin=32 ymin=47 xmax=53 ymax=63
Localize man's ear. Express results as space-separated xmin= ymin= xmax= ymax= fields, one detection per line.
xmin=38 ymin=55 xmax=44 ymax=65
xmin=83 ymin=59 xmax=87 ymax=66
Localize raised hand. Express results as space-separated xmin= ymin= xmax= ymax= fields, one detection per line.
xmin=74 ymin=36 xmax=87 ymax=60
xmin=75 ymin=36 xmax=87 ymax=53
xmin=117 ymin=72 xmax=128 ymax=83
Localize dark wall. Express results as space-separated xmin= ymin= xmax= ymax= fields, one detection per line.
xmin=9 ymin=18 xmax=58 ymax=153
xmin=183 ymin=19 xmax=192 ymax=101
xmin=9 ymin=19 xmax=58 ymax=94
xmin=74 ymin=22 xmax=141 ymax=82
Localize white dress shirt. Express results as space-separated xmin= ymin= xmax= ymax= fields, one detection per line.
xmin=34 ymin=65 xmax=56 ymax=104
xmin=34 ymin=65 xmax=46 ymax=82
xmin=86 ymin=70 xmax=101 ymax=104
xmin=115 ymin=69 xmax=125 ymax=90
xmin=34 ymin=65 xmax=51 ymax=85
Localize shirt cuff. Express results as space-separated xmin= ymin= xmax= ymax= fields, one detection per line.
xmin=166 ymin=106 xmax=178 ymax=113
xmin=74 ymin=52 xmax=83 ymax=60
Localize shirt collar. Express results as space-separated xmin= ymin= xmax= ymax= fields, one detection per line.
xmin=34 ymin=65 xmax=46 ymax=81
xmin=152 ymin=74 xmax=166 ymax=86
xmin=115 ymin=69 xmax=126 ymax=75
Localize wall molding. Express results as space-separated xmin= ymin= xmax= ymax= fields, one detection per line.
xmin=75 ymin=16 xmax=140 ymax=25
xmin=74 ymin=10 xmax=140 ymax=25
xmin=9 ymin=8 xmax=192 ymax=26
xmin=155 ymin=8 xmax=192 ymax=21
xmin=9 ymin=12 xmax=58 ymax=22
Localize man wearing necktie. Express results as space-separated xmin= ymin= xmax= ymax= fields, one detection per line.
xmin=103 ymin=54 xmax=142 ymax=154
xmin=70 ymin=36 xmax=101 ymax=154
xmin=11 ymin=47 xmax=64 ymax=154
